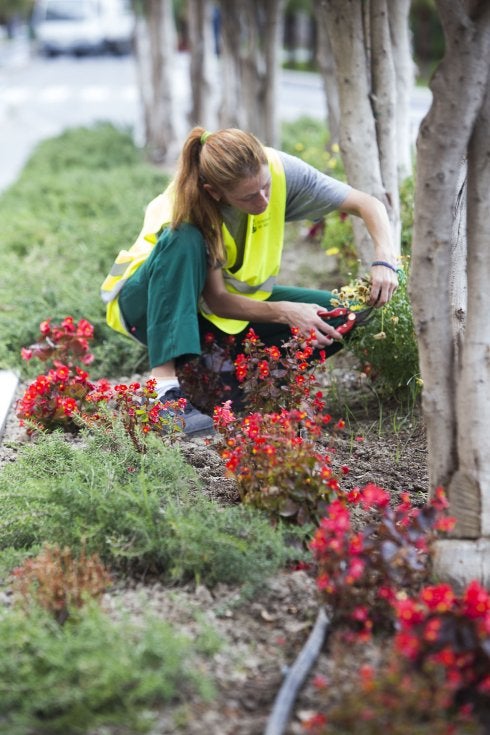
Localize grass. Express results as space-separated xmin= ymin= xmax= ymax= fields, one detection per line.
xmin=0 ymin=123 xmax=164 ymax=379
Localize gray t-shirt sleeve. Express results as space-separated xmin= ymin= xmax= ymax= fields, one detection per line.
xmin=277 ymin=150 xmax=351 ymax=221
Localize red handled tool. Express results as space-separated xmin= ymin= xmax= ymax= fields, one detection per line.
xmin=318 ymin=306 xmax=375 ymax=336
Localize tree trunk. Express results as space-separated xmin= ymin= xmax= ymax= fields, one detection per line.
xmin=187 ymin=0 xmax=219 ymax=130
xmin=217 ymin=0 xmax=284 ymax=145
xmin=313 ymin=1 xmax=340 ymax=145
xmin=216 ymin=0 xmax=243 ymax=130
xmin=317 ymin=0 xmax=401 ymax=267
xmin=411 ymin=0 xmax=490 ymax=587
xmin=133 ymin=0 xmax=178 ymax=163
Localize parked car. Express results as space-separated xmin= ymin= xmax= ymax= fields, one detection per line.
xmin=31 ymin=0 xmax=134 ymax=56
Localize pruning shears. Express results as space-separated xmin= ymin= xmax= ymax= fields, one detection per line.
xmin=317 ymin=306 xmax=375 ymax=336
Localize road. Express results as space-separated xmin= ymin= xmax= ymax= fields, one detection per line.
xmin=0 ymin=39 xmax=431 ymax=193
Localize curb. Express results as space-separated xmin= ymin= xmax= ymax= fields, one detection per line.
xmin=0 ymin=370 xmax=19 ymax=440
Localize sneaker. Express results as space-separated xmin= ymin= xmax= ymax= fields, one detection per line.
xmin=159 ymin=386 xmax=214 ymax=437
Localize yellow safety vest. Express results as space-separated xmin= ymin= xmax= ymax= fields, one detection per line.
xmin=100 ymin=148 xmax=286 ymax=337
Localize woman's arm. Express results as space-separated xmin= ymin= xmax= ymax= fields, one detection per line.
xmin=202 ymin=267 xmax=342 ymax=347
xmin=339 ymin=189 xmax=399 ymax=305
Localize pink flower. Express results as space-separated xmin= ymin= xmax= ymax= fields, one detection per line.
xmin=462 ymin=580 xmax=490 ymax=619
xmin=420 ymin=584 xmax=455 ymax=612
xmin=394 ymin=598 xmax=425 ymax=626
xmin=39 ymin=319 xmax=51 ymax=335
xmin=360 ymin=483 xmax=390 ymax=509
xmin=76 ymin=318 xmax=94 ymax=338
xmin=214 ymin=401 xmax=236 ymax=427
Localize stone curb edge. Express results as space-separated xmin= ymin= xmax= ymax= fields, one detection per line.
xmin=0 ymin=370 xmax=19 ymax=441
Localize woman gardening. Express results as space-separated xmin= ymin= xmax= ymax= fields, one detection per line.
xmin=101 ymin=127 xmax=399 ymax=436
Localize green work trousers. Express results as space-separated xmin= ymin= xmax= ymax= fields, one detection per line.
xmin=118 ymin=222 xmax=344 ymax=368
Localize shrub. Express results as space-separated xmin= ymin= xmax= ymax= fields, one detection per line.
xmin=281 ymin=117 xmax=345 ymax=175
xmin=310 ymin=486 xmax=456 ymax=640
xmin=11 ymin=544 xmax=112 ymax=624
xmin=333 ymin=264 xmax=420 ymax=397
xmin=302 ymin=657 xmax=480 ymax=734
xmin=235 ymin=327 xmax=329 ymax=414
xmin=301 ymin=579 xmax=489 ymax=734
xmin=214 ymin=403 xmax=343 ymax=526
xmin=392 ymin=580 xmax=490 ymax=728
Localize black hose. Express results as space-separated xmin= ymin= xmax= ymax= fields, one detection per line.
xmin=264 ymin=606 xmax=331 ymax=735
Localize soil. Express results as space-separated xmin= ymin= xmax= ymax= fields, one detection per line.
xmin=0 ymin=360 xmax=429 ymax=735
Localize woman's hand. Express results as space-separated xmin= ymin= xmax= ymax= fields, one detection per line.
xmin=369 ymin=264 xmax=399 ymax=306
xmin=281 ymin=302 xmax=343 ymax=347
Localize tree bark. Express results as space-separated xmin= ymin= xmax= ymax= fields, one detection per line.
xmin=133 ymin=0 xmax=178 ymax=163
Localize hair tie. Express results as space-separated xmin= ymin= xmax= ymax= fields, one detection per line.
xmin=200 ymin=130 xmax=211 ymax=145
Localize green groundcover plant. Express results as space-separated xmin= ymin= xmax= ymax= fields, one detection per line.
xmin=0 ymin=602 xmax=218 ymax=735
xmin=0 ymin=425 xmax=304 ymax=587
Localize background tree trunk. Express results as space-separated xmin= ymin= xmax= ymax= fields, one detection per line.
xmin=216 ymin=0 xmax=285 ymax=145
xmin=313 ymin=2 xmax=340 ymax=145
xmin=187 ymin=0 xmax=219 ymax=130
xmin=133 ymin=0 xmax=178 ymax=163
xmin=370 ymin=0 xmax=401 ymax=248
xmin=316 ymin=0 xmax=406 ymax=266
xmin=410 ymin=0 xmax=490 ymax=588
xmin=389 ymin=0 xmax=414 ymax=180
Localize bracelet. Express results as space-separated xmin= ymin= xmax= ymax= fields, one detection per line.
xmin=371 ymin=260 xmax=398 ymax=273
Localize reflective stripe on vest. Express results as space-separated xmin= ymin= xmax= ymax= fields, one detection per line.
xmin=100 ymin=187 xmax=174 ymax=307
xmin=223 ymin=273 xmax=277 ymax=294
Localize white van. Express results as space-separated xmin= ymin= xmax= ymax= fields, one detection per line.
xmin=32 ymin=0 xmax=134 ymax=56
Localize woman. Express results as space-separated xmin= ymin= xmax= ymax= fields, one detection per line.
xmin=101 ymin=127 xmax=399 ymax=436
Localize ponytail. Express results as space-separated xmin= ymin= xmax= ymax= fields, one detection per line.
xmin=171 ymin=126 xmax=267 ymax=267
